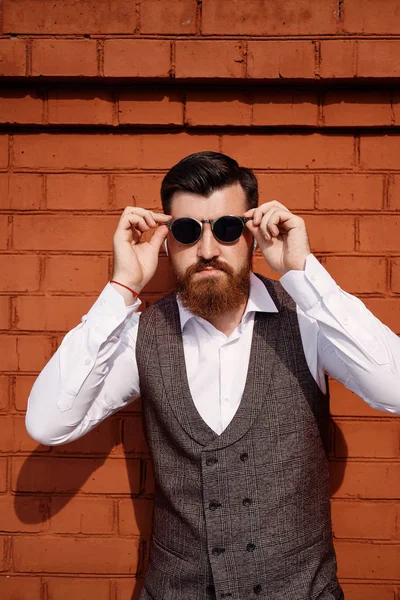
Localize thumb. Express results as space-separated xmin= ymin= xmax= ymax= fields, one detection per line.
xmin=149 ymin=224 xmax=169 ymax=253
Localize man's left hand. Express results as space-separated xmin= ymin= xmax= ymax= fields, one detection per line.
xmin=244 ymin=201 xmax=311 ymax=275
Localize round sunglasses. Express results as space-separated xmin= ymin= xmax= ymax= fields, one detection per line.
xmin=167 ymin=215 xmax=251 ymax=245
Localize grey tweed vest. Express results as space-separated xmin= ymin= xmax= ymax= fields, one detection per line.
xmin=136 ymin=275 xmax=343 ymax=600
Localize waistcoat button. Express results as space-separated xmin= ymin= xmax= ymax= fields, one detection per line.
xmin=246 ymin=543 xmax=256 ymax=552
xmin=206 ymin=457 xmax=218 ymax=466
xmin=253 ymin=584 xmax=262 ymax=594
xmin=212 ymin=546 xmax=225 ymax=556
xmin=209 ymin=501 xmax=221 ymax=511
xmin=242 ymin=497 xmax=252 ymax=507
xmin=240 ymin=452 xmax=249 ymax=462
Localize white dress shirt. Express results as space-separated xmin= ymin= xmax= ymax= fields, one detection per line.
xmin=26 ymin=254 xmax=400 ymax=445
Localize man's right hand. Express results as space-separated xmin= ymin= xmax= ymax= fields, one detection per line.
xmin=112 ymin=206 xmax=171 ymax=295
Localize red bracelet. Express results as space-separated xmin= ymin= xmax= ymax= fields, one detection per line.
xmin=110 ymin=280 xmax=139 ymax=297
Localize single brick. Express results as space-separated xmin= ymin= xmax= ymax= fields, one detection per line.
xmin=318 ymin=174 xmax=384 ymax=210
xmin=119 ymin=90 xmax=183 ymax=125
xmin=46 ymin=174 xmax=109 ymax=210
xmin=0 ymin=216 xmax=8 ymax=250
xmin=43 ymin=255 xmax=109 ymax=293
xmin=221 ymin=133 xmax=354 ymax=169
xmin=391 ymin=258 xmax=400 ymax=292
xmin=335 ymin=420 xmax=400 ymax=458
xmin=357 ymin=41 xmax=400 ymax=78
xmin=0 ymin=255 xmax=41 ymax=292
xmin=13 ymin=535 xmax=140 ymax=574
xmin=0 ymin=38 xmax=26 ymax=76
xmin=12 ymin=456 xmax=141 ymax=494
xmin=13 ymin=215 xmax=116 ymax=251
xmin=13 ymin=133 xmax=142 ymax=170
xmin=104 ymin=39 xmax=170 ymax=78
xmin=140 ymin=0 xmax=197 ymax=34
xmin=0 ymin=134 xmax=8 ymax=168
xmin=256 ymin=173 xmax=315 ymax=210
xmin=14 ymin=374 xmax=37 ymax=411
xmin=305 ymin=215 xmax=355 ymax=253
xmin=319 ymin=40 xmax=356 ymax=79
xmin=331 ymin=499 xmax=398 ymax=540
xmin=321 ymin=256 xmax=386 ymax=294
xmin=118 ymin=498 xmax=153 ymax=536
xmin=202 ymin=0 xmax=338 ymax=35
xmin=47 ymin=578 xmax=110 ymax=600
xmin=247 ymin=41 xmax=316 ymax=79
xmin=360 ymin=135 xmax=400 ymax=170
xmin=175 ymin=41 xmax=244 ymax=79
xmin=0 ymin=494 xmax=46 ymax=532
xmin=0 ymin=90 xmax=43 ymax=124
xmin=48 ymin=89 xmax=114 ymax=125
xmin=7 ymin=174 xmax=43 ymax=210
xmin=330 ymin=462 xmax=400 ymax=499
xmin=114 ymin=174 xmax=164 ymax=211
xmin=0 ymin=375 xmax=9 ymax=411
xmin=335 ymin=541 xmax=400 ymax=580
xmin=0 ymin=458 xmax=6 ymax=492
xmin=49 ymin=496 xmax=114 ymax=534
xmin=390 ymin=92 xmax=400 ymax=128
xmin=359 ymin=216 xmax=400 ymax=252
xmin=3 ymin=0 xmax=136 ymax=34
xmin=16 ymin=335 xmax=53 ymax=372
xmin=0 ymin=335 xmax=18 ymax=371
xmin=0 ymin=297 xmax=11 ymax=330
xmin=32 ymin=39 xmax=98 ymax=77
xmin=253 ymin=91 xmax=318 ymax=126
xmin=344 ymin=0 xmax=400 ymax=34
xmin=323 ymin=91 xmax=392 ymax=126
xmin=0 ymin=576 xmax=42 ymax=600
xmin=186 ymin=91 xmax=251 ymax=127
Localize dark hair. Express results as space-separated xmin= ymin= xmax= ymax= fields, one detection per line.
xmin=161 ymin=151 xmax=258 ymax=214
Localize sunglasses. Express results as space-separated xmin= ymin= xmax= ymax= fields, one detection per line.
xmin=167 ymin=215 xmax=251 ymax=245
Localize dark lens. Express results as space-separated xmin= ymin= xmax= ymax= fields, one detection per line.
xmin=213 ymin=216 xmax=244 ymax=243
xmin=170 ymin=218 xmax=202 ymax=245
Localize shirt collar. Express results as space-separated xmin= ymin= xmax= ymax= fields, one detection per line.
xmin=177 ymin=272 xmax=279 ymax=332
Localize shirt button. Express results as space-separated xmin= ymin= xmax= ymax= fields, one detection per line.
xmin=206 ymin=457 xmax=218 ymax=466
xmin=212 ymin=546 xmax=225 ymax=556
xmin=240 ymin=452 xmax=249 ymax=462
xmin=85 ymin=359 xmax=91 ymax=366
xmin=209 ymin=501 xmax=221 ymax=511
xmin=246 ymin=543 xmax=256 ymax=552
xmin=242 ymin=498 xmax=252 ymax=507
xmin=223 ymin=396 xmax=229 ymax=403
xmin=253 ymin=584 xmax=262 ymax=594
xmin=343 ymin=317 xmax=349 ymax=326
xmin=310 ymin=275 xmax=316 ymax=282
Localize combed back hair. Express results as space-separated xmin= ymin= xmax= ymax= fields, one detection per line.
xmin=161 ymin=151 xmax=258 ymax=214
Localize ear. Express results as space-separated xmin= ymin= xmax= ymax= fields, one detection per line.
xmin=164 ymin=238 xmax=169 ymax=256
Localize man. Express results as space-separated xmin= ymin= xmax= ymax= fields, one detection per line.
xmin=26 ymin=152 xmax=400 ymax=600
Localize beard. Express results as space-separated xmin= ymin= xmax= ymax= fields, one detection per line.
xmin=173 ymin=256 xmax=251 ymax=321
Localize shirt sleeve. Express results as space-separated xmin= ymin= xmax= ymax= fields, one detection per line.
xmin=280 ymin=254 xmax=400 ymax=414
xmin=25 ymin=283 xmax=142 ymax=446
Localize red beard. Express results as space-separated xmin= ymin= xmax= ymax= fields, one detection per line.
xmin=174 ymin=257 xmax=251 ymax=320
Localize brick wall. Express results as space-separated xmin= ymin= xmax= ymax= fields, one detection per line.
xmin=1 ymin=1 xmax=400 ymax=599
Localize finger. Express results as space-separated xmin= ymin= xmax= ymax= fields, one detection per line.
xmin=149 ymin=224 xmax=169 ymax=253
xmin=244 ymin=201 xmax=288 ymax=225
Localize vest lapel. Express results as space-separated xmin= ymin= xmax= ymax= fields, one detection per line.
xmin=155 ymin=291 xmax=282 ymax=450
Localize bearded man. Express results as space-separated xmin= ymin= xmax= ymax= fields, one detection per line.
xmin=26 ymin=151 xmax=400 ymax=600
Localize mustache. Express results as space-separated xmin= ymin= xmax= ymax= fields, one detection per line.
xmin=185 ymin=258 xmax=234 ymax=278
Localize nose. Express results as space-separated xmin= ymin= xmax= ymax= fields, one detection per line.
xmin=197 ymin=224 xmax=220 ymax=260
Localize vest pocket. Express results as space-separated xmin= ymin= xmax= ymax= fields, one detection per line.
xmin=152 ymin=535 xmax=192 ymax=563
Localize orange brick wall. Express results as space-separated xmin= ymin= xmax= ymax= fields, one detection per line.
xmin=1 ymin=1 xmax=400 ymax=599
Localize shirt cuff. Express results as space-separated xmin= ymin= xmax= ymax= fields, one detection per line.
xmin=280 ymin=254 xmax=339 ymax=312
xmin=83 ymin=282 xmax=141 ymax=335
